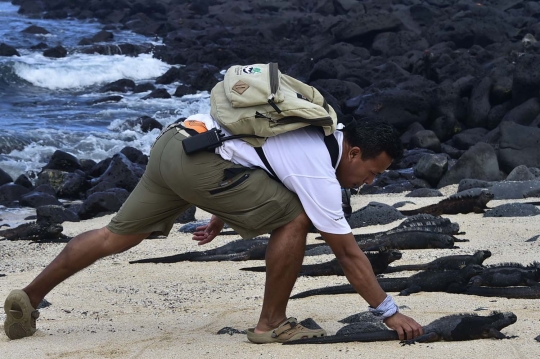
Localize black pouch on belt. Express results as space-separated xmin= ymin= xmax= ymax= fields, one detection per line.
xmin=182 ymin=128 xmax=223 ymax=154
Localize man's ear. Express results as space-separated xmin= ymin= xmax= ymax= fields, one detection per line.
xmin=350 ymin=147 xmax=362 ymax=159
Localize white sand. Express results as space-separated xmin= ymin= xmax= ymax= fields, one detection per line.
xmin=2 ymin=185 xmax=540 ymax=358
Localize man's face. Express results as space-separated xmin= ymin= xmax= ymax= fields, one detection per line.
xmin=336 ymin=147 xmax=392 ymax=189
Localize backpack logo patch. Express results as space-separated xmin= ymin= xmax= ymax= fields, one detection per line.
xmin=242 ymin=65 xmax=262 ymax=74
xmin=232 ymin=80 xmax=249 ymax=94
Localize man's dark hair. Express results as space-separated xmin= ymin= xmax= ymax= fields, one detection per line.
xmin=341 ymin=119 xmax=403 ymax=161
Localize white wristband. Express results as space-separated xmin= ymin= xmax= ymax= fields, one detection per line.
xmin=368 ymin=295 xmax=399 ymax=320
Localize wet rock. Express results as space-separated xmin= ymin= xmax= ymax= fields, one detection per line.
xmin=498 ymin=122 xmax=540 ymax=173
xmin=78 ymin=189 xmax=130 ymax=219
xmin=92 ymin=153 xmax=142 ymax=192
xmin=43 ymin=45 xmax=67 ymax=58
xmin=0 ymin=168 xmax=13 ymax=186
xmin=99 ymin=79 xmax=136 ymax=93
xmin=142 ymin=89 xmax=171 ymax=100
xmin=438 ymin=143 xmax=501 ymax=188
xmin=14 ymin=174 xmax=33 ymax=189
xmin=409 ymin=130 xmax=441 ymax=153
xmin=484 ymin=203 xmax=540 ymax=218
xmin=91 ymin=30 xmax=114 ymax=43
xmin=19 ymin=192 xmax=62 ymax=208
xmin=90 ymin=95 xmax=123 ymax=105
xmin=0 ymin=43 xmax=20 ymax=57
xmin=506 ymin=165 xmax=536 ymax=182
xmin=36 ymin=170 xmax=70 ymax=192
xmin=414 ymin=154 xmax=449 ymax=187
xmin=86 ymin=181 xmax=117 ymax=197
xmin=134 ymin=82 xmax=156 ymax=93
xmin=0 ymin=183 xmax=31 ymax=206
xmin=43 ymin=150 xmax=82 ymax=173
xmin=155 ymin=67 xmax=182 ymax=85
xmin=56 ymin=171 xmax=88 ymax=199
xmin=125 ymin=116 xmax=163 ymax=133
xmin=120 ymin=146 xmax=148 ymax=165
xmin=36 ymin=205 xmax=80 ymax=224
xmin=21 ymin=25 xmax=50 ymax=35
xmin=173 ymin=85 xmax=197 ymax=97
xmin=30 ymin=42 xmax=48 ymax=50
xmin=30 ymin=184 xmax=57 ymax=197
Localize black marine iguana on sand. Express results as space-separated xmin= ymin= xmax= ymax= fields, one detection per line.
xmin=386 ymin=250 xmax=491 ymax=273
xmin=130 ymin=237 xmax=272 ymax=263
xmin=399 ymin=189 xmax=494 ymax=216
xmin=0 ymin=222 xmax=70 ymax=243
xmin=283 ymin=311 xmax=517 ymax=345
xmin=468 ymin=262 xmax=540 ymax=287
xmin=355 ymin=231 xmax=466 ymax=252
xmin=241 ymin=250 xmax=403 ymax=276
xmin=290 ymin=264 xmax=484 ymax=299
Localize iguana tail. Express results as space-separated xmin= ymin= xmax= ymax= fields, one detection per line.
xmin=129 ymin=252 xmax=203 ymax=264
xmin=240 ymin=265 xmax=266 ymax=272
xmin=290 ymin=284 xmax=355 ymax=299
xmin=283 ymin=330 xmax=399 ymax=344
xmin=464 ymin=286 xmax=540 ymax=299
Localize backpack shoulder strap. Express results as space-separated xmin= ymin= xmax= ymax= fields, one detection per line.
xmin=255 ymin=129 xmax=340 ymax=182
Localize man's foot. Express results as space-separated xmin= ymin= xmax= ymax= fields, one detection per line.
xmin=247 ymin=317 xmax=326 ymax=344
xmin=4 ymin=289 xmax=39 ymax=340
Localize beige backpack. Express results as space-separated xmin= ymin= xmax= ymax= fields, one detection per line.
xmin=210 ymin=63 xmax=338 ymax=147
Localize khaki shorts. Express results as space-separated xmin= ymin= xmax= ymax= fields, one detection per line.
xmin=106 ymin=127 xmax=303 ymax=239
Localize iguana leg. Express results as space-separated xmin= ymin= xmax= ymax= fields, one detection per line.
xmin=400 ymin=285 xmax=421 ymax=296
xmin=488 ymin=328 xmax=507 ymax=339
xmin=400 ymin=332 xmax=439 ymax=345
xmin=453 ymin=238 xmax=470 ymax=242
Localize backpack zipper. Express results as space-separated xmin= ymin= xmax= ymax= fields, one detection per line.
xmin=267 ymin=62 xmax=282 ymax=113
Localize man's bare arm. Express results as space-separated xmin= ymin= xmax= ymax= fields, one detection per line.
xmin=319 ymin=231 xmax=423 ymax=340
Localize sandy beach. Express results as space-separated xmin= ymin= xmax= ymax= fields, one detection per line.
xmin=2 ymin=184 xmax=540 ymax=359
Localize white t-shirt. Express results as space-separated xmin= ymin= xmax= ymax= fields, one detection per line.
xmin=185 ymin=114 xmax=352 ymax=235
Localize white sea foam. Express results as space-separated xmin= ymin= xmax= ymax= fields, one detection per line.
xmin=13 ymin=53 xmax=170 ymax=90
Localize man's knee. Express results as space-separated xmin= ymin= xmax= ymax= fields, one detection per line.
xmin=99 ymin=227 xmax=149 ymax=254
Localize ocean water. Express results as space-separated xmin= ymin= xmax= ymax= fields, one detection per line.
xmin=0 ymin=2 xmax=211 ymax=182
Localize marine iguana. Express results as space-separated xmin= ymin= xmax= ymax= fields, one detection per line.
xmin=282 ymin=311 xmax=517 ymax=345
xmin=464 ymin=286 xmax=540 ymax=299
xmin=355 ymin=231 xmax=466 ymax=252
xmin=290 ymin=265 xmax=484 ymax=299
xmin=0 ymin=274 xmax=5 ymax=277
xmin=467 ymin=262 xmax=540 ymax=287
xmin=240 ymin=250 xmax=403 ymax=276
xmin=399 ymin=189 xmax=495 ymax=216
xmin=0 ymin=221 xmax=70 ymax=242
xmin=130 ymin=237 xmax=273 ymax=263
xmin=385 ymin=250 xmax=491 ymax=273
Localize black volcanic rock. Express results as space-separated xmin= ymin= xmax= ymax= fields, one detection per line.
xmin=0 ymin=43 xmax=20 ymax=57
xmin=43 ymin=45 xmax=67 ymax=58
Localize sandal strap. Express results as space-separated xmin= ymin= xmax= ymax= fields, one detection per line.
xmin=271 ymin=317 xmax=298 ymax=338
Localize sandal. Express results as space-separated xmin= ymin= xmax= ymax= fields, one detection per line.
xmin=247 ymin=317 xmax=326 ymax=344
xmin=4 ymin=289 xmax=39 ymax=340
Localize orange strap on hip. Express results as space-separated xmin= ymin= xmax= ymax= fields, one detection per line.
xmin=183 ymin=120 xmax=208 ymax=134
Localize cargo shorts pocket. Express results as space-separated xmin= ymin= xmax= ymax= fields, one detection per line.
xmin=209 ymin=172 xmax=250 ymax=195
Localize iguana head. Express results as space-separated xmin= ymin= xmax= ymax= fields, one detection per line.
xmin=479 ymin=191 xmax=495 ymax=204
xmin=485 ymin=311 xmax=517 ymax=332
xmin=475 ymin=250 xmax=492 ymax=261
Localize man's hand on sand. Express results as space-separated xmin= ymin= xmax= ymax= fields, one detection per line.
xmin=192 ymin=215 xmax=225 ymax=245
xmin=383 ymin=312 xmax=423 ymax=340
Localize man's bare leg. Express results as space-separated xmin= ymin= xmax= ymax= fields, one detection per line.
xmin=23 ymin=227 xmax=150 ymax=308
xmin=254 ymin=212 xmax=311 ymax=332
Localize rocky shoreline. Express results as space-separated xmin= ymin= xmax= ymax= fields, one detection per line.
xmin=2 ymin=0 xmax=540 ymax=225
